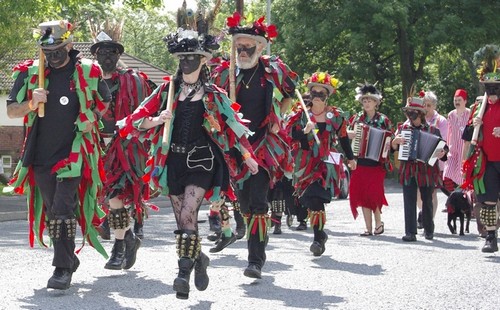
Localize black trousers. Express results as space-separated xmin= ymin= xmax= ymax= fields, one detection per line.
xmin=403 ymin=178 xmax=434 ymax=236
xmin=34 ymin=165 xmax=80 ymax=269
xmin=237 ymin=168 xmax=270 ymax=215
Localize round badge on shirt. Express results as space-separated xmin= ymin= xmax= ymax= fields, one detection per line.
xmin=60 ymin=96 xmax=69 ymax=105
xmin=326 ymin=112 xmax=334 ymax=119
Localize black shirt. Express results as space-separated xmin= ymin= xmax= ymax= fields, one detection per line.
xmin=7 ymin=50 xmax=111 ymax=167
xmin=171 ymin=98 xmax=208 ymax=145
xmin=236 ymin=63 xmax=267 ymax=144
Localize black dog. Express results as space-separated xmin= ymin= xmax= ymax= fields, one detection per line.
xmin=446 ymin=189 xmax=472 ymax=235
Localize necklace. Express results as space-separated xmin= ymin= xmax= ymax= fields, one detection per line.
xmin=180 ymin=79 xmax=202 ymax=99
xmin=241 ymin=65 xmax=259 ymax=89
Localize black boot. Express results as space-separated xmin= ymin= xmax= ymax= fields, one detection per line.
xmin=173 ymin=258 xmax=195 ymax=299
xmin=194 ymin=251 xmax=210 ymax=291
xmin=105 ymin=239 xmax=126 ymax=270
xmin=47 ymin=267 xmax=74 ymax=290
xmin=310 ymin=230 xmax=328 ymax=257
xmin=124 ymin=229 xmax=141 ymax=269
xmin=133 ymin=219 xmax=144 ymax=239
xmin=208 ymin=214 xmax=221 ymax=232
xmin=97 ymin=218 xmax=111 ymax=240
xmin=482 ymin=232 xmax=499 ymax=253
xmin=209 ymin=232 xmax=237 ymax=253
xmin=244 ymin=216 xmax=267 ymax=279
xmin=233 ymin=209 xmax=246 ymax=239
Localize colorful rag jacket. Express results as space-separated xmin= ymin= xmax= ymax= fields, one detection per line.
xmin=100 ymin=68 xmax=155 ymax=222
xmin=9 ymin=58 xmax=108 ymax=258
xmin=348 ymin=111 xmax=394 ymax=171
xmin=396 ymin=122 xmax=444 ymax=187
xmin=462 ymin=102 xmax=486 ymax=194
xmin=117 ymin=79 xmax=254 ymax=201
xmin=211 ymin=55 xmax=298 ymax=186
xmin=287 ymin=106 xmax=347 ymax=198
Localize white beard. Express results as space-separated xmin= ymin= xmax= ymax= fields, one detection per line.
xmin=236 ymin=50 xmax=262 ymax=69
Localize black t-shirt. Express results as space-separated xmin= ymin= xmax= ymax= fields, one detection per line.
xmin=7 ymin=51 xmax=111 ymax=167
xmin=236 ymin=63 xmax=267 ymax=144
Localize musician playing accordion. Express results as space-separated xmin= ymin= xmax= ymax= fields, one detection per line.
xmin=347 ymin=83 xmax=393 ymax=237
xmin=391 ymin=96 xmax=448 ymax=242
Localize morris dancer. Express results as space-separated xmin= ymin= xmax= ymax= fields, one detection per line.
xmin=91 ymin=32 xmax=154 ymax=270
xmin=6 ymin=20 xmax=111 ymax=289
xmin=462 ymin=44 xmax=500 ymax=252
xmin=288 ymin=72 xmax=356 ymax=256
xmin=212 ymin=13 xmax=298 ymax=279
xmin=118 ymin=25 xmax=258 ymax=298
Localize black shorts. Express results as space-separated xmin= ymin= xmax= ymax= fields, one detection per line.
xmin=167 ymin=145 xmax=215 ymax=195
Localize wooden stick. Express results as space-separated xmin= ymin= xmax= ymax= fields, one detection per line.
xmin=471 ymin=91 xmax=488 ymax=145
xmin=38 ymin=49 xmax=45 ymax=117
xmin=162 ymin=77 xmax=175 ymax=147
xmin=229 ymin=40 xmax=236 ymax=102
xmin=295 ymin=89 xmax=320 ymax=145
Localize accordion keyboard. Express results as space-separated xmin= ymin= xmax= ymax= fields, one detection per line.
xmin=398 ymin=129 xmax=413 ymax=161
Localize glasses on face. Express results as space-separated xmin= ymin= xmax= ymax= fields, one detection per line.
xmin=178 ymin=54 xmax=200 ymax=61
xmin=310 ymin=90 xmax=328 ymax=101
xmin=97 ymin=49 xmax=119 ymax=56
xmin=405 ymin=110 xmax=419 ymax=118
xmin=43 ymin=48 xmax=65 ymax=58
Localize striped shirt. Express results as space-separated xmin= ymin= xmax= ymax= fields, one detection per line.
xmin=443 ymin=108 xmax=471 ymax=185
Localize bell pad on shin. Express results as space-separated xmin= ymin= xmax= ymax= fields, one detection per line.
xmin=175 ymin=231 xmax=201 ymax=259
xmin=48 ymin=218 xmax=77 ymax=240
xmin=108 ymin=208 xmax=130 ymax=230
xmin=480 ymin=204 xmax=498 ymax=228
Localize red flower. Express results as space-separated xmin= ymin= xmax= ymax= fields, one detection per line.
xmin=227 ymin=12 xmax=241 ymax=28
xmin=12 ymin=59 xmax=34 ymax=73
xmin=311 ymin=74 xmax=318 ymax=83
xmin=419 ymin=90 xmax=425 ymax=97
xmin=163 ymin=76 xmax=172 ymax=82
xmin=266 ymin=24 xmax=278 ymax=39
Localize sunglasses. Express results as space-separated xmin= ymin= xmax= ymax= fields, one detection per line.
xmin=405 ymin=110 xmax=420 ymax=117
xmin=43 ymin=48 xmax=65 ymax=58
xmin=310 ymin=90 xmax=328 ymax=101
xmin=97 ymin=49 xmax=119 ymax=56
xmin=178 ymin=54 xmax=200 ymax=61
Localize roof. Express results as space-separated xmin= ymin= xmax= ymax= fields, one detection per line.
xmin=0 ymin=42 xmax=171 ymax=91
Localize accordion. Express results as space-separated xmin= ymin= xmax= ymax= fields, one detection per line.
xmin=351 ymin=123 xmax=392 ymax=162
xmin=397 ymin=129 xmax=446 ymax=166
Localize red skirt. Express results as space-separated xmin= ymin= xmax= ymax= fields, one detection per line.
xmin=349 ymin=164 xmax=388 ymax=219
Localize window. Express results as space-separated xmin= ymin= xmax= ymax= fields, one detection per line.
xmin=1 ymin=155 xmax=12 ymax=168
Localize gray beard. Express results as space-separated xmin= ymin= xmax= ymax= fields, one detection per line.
xmin=236 ymin=51 xmax=261 ymax=69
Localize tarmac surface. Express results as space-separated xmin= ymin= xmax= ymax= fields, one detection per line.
xmin=0 ymin=180 xmax=498 ymax=310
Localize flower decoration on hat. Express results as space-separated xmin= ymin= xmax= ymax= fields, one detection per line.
xmin=226 ymin=12 xmax=278 ymax=45
xmin=473 ymin=44 xmax=500 ymax=83
xmin=163 ymin=1 xmax=220 ymax=60
xmin=305 ymin=71 xmax=341 ymax=95
xmin=33 ymin=20 xmax=73 ymax=50
xmin=355 ymin=82 xmax=382 ymax=103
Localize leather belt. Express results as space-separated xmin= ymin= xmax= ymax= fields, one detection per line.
xmin=170 ymin=142 xmax=208 ymax=154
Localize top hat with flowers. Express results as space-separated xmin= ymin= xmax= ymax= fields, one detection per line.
xmin=473 ymin=44 xmax=500 ymax=83
xmin=90 ymin=31 xmax=125 ymax=55
xmin=33 ymin=20 xmax=73 ymax=50
xmin=355 ymin=82 xmax=382 ymax=103
xmin=226 ymin=12 xmax=278 ymax=45
xmin=163 ymin=4 xmax=219 ymax=60
xmin=305 ymin=72 xmax=340 ymax=95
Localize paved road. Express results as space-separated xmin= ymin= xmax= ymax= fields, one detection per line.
xmin=0 ymin=183 xmax=498 ymax=310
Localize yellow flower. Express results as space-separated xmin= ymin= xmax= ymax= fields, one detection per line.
xmin=317 ymin=72 xmax=326 ymax=83
xmin=60 ymin=31 xmax=70 ymax=41
xmin=331 ymin=78 xmax=339 ymax=88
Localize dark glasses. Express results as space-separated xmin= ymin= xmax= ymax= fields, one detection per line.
xmin=178 ymin=54 xmax=200 ymax=61
xmin=97 ymin=49 xmax=119 ymax=56
xmin=310 ymin=90 xmax=328 ymax=101
xmin=43 ymin=48 xmax=65 ymax=58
